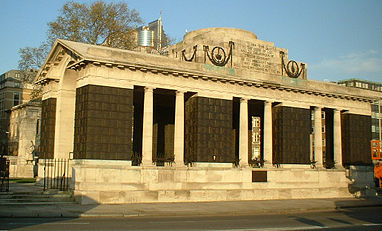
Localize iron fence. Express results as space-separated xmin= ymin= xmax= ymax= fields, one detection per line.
xmin=0 ymin=157 xmax=9 ymax=192
xmin=43 ymin=159 xmax=70 ymax=191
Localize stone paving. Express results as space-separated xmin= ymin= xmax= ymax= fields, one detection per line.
xmin=1 ymin=182 xmax=382 ymax=218
xmin=1 ymin=193 xmax=382 ymax=217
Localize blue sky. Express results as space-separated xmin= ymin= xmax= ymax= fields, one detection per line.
xmin=1 ymin=0 xmax=381 ymax=82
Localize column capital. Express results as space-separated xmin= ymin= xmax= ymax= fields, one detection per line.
xmin=144 ymin=86 xmax=154 ymax=92
xmin=176 ymin=90 xmax=185 ymax=95
xmin=334 ymin=108 xmax=343 ymax=113
xmin=240 ymin=98 xmax=249 ymax=103
xmin=264 ymin=100 xmax=273 ymax=105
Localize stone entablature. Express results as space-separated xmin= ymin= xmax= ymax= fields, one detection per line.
xmin=36 ymin=39 xmax=379 ymax=108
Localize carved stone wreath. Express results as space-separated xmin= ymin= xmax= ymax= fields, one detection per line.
xmin=280 ymin=51 xmax=305 ymax=78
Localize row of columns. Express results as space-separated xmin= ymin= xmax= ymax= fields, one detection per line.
xmin=140 ymin=86 xmax=342 ymax=168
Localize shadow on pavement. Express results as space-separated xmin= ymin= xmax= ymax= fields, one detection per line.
xmin=335 ymin=200 xmax=382 ymax=225
xmin=291 ymin=216 xmax=326 ymax=228
xmin=289 ymin=203 xmax=382 ymax=230
xmin=0 ymin=182 xmax=99 ymax=230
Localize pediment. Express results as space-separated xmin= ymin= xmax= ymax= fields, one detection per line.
xmin=35 ymin=40 xmax=83 ymax=84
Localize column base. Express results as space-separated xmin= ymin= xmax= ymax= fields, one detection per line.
xmin=239 ymin=162 xmax=249 ymax=168
xmin=263 ymin=163 xmax=274 ymax=169
xmin=314 ymin=164 xmax=324 ymax=170
xmin=335 ymin=165 xmax=345 ymax=170
xmin=141 ymin=161 xmax=155 ymax=167
xmin=175 ymin=162 xmax=186 ymax=168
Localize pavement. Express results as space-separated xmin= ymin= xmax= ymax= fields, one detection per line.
xmin=1 ymin=183 xmax=382 ymax=218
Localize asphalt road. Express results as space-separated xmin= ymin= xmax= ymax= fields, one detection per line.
xmin=1 ymin=207 xmax=381 ymax=231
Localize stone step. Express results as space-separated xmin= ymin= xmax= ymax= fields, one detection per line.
xmin=0 ymin=190 xmax=74 ymax=205
xmin=0 ymin=196 xmax=74 ymax=203
xmin=0 ymin=193 xmax=72 ymax=200
xmin=0 ymin=201 xmax=76 ymax=206
xmin=0 ymin=191 xmax=70 ymax=196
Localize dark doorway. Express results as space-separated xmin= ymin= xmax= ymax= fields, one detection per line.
xmin=153 ymin=89 xmax=175 ymax=166
xmin=248 ymin=100 xmax=265 ymax=166
xmin=132 ymin=86 xmax=144 ymax=166
xmin=323 ymin=108 xmax=334 ymax=169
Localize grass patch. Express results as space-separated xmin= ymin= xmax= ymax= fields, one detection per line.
xmin=9 ymin=178 xmax=36 ymax=183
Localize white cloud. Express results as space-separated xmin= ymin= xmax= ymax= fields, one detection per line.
xmin=310 ymin=50 xmax=382 ymax=81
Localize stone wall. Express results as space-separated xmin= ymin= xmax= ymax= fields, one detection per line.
xmin=72 ymin=160 xmax=354 ymax=204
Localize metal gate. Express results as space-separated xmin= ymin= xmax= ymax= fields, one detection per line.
xmin=0 ymin=157 xmax=9 ymax=192
xmin=43 ymin=159 xmax=70 ymax=191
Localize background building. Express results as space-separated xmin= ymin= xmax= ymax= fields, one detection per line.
xmin=7 ymin=99 xmax=41 ymax=178
xmin=338 ymin=79 xmax=382 ymax=142
xmin=0 ymin=70 xmax=36 ymax=155
xmin=136 ymin=16 xmax=169 ymax=53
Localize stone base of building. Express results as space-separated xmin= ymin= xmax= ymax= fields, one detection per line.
xmin=6 ymin=155 xmax=36 ymax=178
xmin=70 ymin=159 xmax=375 ymax=205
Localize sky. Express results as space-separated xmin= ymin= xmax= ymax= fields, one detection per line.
xmin=0 ymin=0 xmax=381 ymax=82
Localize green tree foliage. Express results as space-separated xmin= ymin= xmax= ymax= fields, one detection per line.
xmin=47 ymin=1 xmax=142 ymax=49
xmin=18 ymin=43 xmax=49 ymax=83
xmin=18 ymin=0 xmax=143 ymax=84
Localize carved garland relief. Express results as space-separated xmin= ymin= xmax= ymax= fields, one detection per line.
xmin=182 ymin=41 xmax=305 ymax=78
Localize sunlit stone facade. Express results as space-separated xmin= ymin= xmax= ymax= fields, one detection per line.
xmin=36 ymin=28 xmax=381 ymax=204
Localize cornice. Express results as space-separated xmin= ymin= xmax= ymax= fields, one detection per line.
xmin=36 ymin=44 xmax=81 ymax=85
xmin=63 ymin=58 xmax=376 ymax=103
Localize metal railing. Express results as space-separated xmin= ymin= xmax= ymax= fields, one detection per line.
xmin=43 ymin=159 xmax=70 ymax=191
xmin=0 ymin=157 xmax=9 ymax=192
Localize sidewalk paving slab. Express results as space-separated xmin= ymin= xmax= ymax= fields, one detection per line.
xmin=1 ymin=197 xmax=382 ymax=218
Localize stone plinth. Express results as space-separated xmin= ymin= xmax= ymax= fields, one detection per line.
xmin=72 ymin=161 xmax=355 ymax=205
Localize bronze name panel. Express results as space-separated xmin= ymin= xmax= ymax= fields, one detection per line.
xmin=272 ymin=106 xmax=311 ymax=164
xmin=185 ymin=96 xmax=234 ymax=163
xmin=342 ymin=113 xmax=371 ymax=166
xmin=74 ymin=85 xmax=133 ymax=160
xmin=40 ymin=98 xmax=57 ymax=159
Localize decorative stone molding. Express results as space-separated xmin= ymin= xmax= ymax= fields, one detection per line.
xmin=36 ymin=41 xmax=377 ymax=105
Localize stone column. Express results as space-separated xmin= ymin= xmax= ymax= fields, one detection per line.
xmin=239 ymin=98 xmax=249 ymax=167
xmin=54 ymin=90 xmax=76 ymax=159
xmin=141 ymin=87 xmax=154 ymax=166
xmin=333 ymin=109 xmax=343 ymax=168
xmin=314 ymin=107 xmax=323 ymax=168
xmin=174 ymin=90 xmax=185 ymax=167
xmin=263 ymin=101 xmax=273 ymax=167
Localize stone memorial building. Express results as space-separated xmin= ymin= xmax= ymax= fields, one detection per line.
xmin=35 ymin=28 xmax=381 ymax=204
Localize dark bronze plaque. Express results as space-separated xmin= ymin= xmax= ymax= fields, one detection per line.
xmin=252 ymin=170 xmax=267 ymax=182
